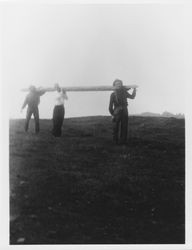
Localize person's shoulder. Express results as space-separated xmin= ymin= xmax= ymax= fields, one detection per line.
xmin=121 ymin=86 xmax=128 ymax=92
xmin=26 ymin=92 xmax=31 ymax=98
xmin=37 ymin=90 xmax=46 ymax=96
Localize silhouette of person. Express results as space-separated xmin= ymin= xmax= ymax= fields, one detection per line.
xmin=52 ymin=83 xmax=68 ymax=137
xmin=109 ymin=79 xmax=136 ymax=144
xmin=21 ymin=85 xmax=46 ymax=133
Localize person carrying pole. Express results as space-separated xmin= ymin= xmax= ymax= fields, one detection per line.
xmin=21 ymin=85 xmax=47 ymax=134
xmin=109 ymin=79 xmax=137 ymax=145
xmin=52 ymin=83 xmax=68 ymax=137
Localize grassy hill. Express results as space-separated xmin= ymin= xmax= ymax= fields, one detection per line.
xmin=9 ymin=116 xmax=185 ymax=244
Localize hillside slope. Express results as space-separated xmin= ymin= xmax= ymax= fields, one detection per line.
xmin=9 ymin=116 xmax=185 ymax=244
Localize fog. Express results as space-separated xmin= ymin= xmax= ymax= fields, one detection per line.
xmin=2 ymin=3 xmax=189 ymax=118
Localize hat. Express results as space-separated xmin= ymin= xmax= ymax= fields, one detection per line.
xmin=113 ymin=79 xmax=123 ymax=87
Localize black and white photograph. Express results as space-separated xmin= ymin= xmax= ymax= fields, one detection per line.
xmin=0 ymin=0 xmax=192 ymax=248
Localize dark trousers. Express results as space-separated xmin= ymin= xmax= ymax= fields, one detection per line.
xmin=52 ymin=105 xmax=65 ymax=137
xmin=25 ymin=106 xmax=39 ymax=133
xmin=112 ymin=108 xmax=128 ymax=144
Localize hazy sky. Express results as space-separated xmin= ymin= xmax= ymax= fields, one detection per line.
xmin=2 ymin=3 xmax=190 ymax=118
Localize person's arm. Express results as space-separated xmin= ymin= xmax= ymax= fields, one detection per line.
xmin=21 ymin=96 xmax=28 ymax=112
xmin=109 ymin=93 xmax=114 ymax=115
xmin=126 ymin=88 xmax=137 ymax=99
xmin=62 ymin=88 xmax=68 ymax=100
xmin=38 ymin=89 xmax=46 ymax=96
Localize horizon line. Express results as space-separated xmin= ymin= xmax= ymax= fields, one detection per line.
xmin=9 ymin=113 xmax=185 ymax=120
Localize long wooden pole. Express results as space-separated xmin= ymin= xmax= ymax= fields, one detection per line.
xmin=21 ymin=85 xmax=138 ymax=92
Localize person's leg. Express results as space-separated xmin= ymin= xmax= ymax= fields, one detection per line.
xmin=112 ymin=115 xmax=120 ymax=144
xmin=33 ymin=107 xmax=40 ymax=133
xmin=55 ymin=106 xmax=61 ymax=136
xmin=52 ymin=106 xmax=57 ymax=136
xmin=120 ymin=109 xmax=128 ymax=144
xmin=60 ymin=106 xmax=65 ymax=135
xmin=56 ymin=106 xmax=64 ymax=137
xmin=25 ymin=107 xmax=33 ymax=132
xmin=52 ymin=105 xmax=64 ymax=137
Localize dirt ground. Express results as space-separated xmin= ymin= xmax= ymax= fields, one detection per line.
xmin=9 ymin=116 xmax=185 ymax=244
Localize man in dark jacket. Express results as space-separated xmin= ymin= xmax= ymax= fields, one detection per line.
xmin=21 ymin=85 xmax=46 ymax=133
xmin=109 ymin=79 xmax=136 ymax=144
